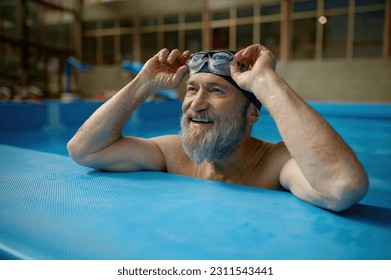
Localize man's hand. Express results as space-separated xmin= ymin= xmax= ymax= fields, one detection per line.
xmin=139 ymin=48 xmax=191 ymax=93
xmin=230 ymin=44 xmax=276 ymax=95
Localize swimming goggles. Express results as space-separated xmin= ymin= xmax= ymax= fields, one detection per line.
xmin=187 ymin=50 xmax=262 ymax=110
xmin=187 ymin=50 xmax=237 ymax=76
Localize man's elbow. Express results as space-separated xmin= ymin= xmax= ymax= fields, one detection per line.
xmin=67 ymin=139 xmax=91 ymax=167
xmin=327 ymin=171 xmax=369 ymax=212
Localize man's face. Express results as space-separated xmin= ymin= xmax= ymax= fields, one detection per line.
xmin=180 ymin=73 xmax=250 ymax=164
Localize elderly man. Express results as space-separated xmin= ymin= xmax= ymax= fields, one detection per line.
xmin=67 ymin=44 xmax=368 ymax=212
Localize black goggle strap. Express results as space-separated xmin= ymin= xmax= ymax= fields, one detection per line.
xmin=221 ymin=75 xmax=262 ymax=111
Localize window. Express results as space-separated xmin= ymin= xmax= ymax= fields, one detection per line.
xmin=102 ymin=20 xmax=114 ymax=29
xmin=355 ymin=0 xmax=385 ymax=6
xmin=292 ymin=18 xmax=317 ymax=59
xmin=120 ymin=34 xmax=133 ymax=60
xmin=45 ymin=13 xmax=62 ymax=47
xmin=120 ymin=19 xmax=133 ymax=28
xmin=213 ymin=27 xmax=229 ymax=49
xmin=164 ymin=15 xmax=178 ymax=25
xmin=102 ymin=35 xmax=114 ymax=64
xmin=163 ymin=31 xmax=179 ymax=51
xmin=185 ymin=14 xmax=202 ymax=23
xmin=0 ymin=42 xmax=21 ymax=77
xmin=141 ymin=32 xmax=158 ymax=62
xmin=1 ymin=0 xmax=18 ymax=38
xmin=185 ymin=29 xmax=201 ymax=52
xmin=212 ymin=10 xmax=229 ymax=21
xmin=324 ymin=0 xmax=348 ymax=9
xmin=261 ymin=22 xmax=281 ymax=59
xmin=60 ymin=15 xmax=72 ymax=49
xmin=323 ymin=14 xmax=348 ymax=58
xmin=142 ymin=16 xmax=157 ymax=26
xmin=260 ymin=4 xmax=281 ymax=15
xmin=353 ymin=11 xmax=385 ymax=58
xmin=237 ymin=25 xmax=253 ymax=49
xmin=293 ymin=0 xmax=317 ymax=12
xmin=83 ymin=37 xmax=97 ymax=65
xmin=83 ymin=21 xmax=97 ymax=31
xmin=237 ymin=6 xmax=253 ymax=18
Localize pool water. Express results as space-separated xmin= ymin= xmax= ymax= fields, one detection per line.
xmin=1 ymin=100 xmax=390 ymax=209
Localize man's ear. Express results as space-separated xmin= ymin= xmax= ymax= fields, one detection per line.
xmin=247 ymin=103 xmax=260 ymax=124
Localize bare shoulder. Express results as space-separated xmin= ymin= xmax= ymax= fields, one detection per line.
xmin=261 ymin=140 xmax=291 ymax=168
xmin=267 ymin=141 xmax=290 ymax=157
xmin=246 ymin=139 xmax=291 ymax=189
xmin=151 ymin=134 xmax=192 ymax=174
xmin=251 ymin=139 xmax=289 ymax=161
xmin=151 ymin=134 xmax=182 ymax=152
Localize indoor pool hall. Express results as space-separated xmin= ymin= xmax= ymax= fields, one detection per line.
xmin=0 ymin=1 xmax=390 ymax=276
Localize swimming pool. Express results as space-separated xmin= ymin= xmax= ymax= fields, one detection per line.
xmin=1 ymin=100 xmax=390 ymax=208
xmin=0 ymin=100 xmax=390 ymax=259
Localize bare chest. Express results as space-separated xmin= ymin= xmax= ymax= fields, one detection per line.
xmin=167 ymin=153 xmax=283 ymax=191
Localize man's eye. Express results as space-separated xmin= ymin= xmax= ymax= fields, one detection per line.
xmin=211 ymin=88 xmax=223 ymax=94
xmin=186 ymin=86 xmax=197 ymax=94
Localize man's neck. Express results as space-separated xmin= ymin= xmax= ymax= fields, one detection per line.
xmin=197 ymin=137 xmax=258 ymax=181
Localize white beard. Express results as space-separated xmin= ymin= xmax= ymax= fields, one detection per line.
xmin=179 ymin=104 xmax=248 ymax=164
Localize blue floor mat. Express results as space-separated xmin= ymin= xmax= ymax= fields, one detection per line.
xmin=0 ymin=144 xmax=390 ymax=260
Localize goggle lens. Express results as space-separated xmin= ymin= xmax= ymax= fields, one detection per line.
xmin=187 ymin=50 xmax=234 ymax=76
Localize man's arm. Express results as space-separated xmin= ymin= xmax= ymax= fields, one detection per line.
xmin=231 ymin=44 xmax=368 ymax=211
xmin=67 ymin=49 xmax=190 ymax=172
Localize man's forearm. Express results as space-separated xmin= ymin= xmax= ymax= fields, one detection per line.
xmin=67 ymin=76 xmax=154 ymax=159
xmin=254 ymin=71 xmax=367 ymax=191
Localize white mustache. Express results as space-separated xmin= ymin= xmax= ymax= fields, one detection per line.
xmin=183 ymin=110 xmax=218 ymax=124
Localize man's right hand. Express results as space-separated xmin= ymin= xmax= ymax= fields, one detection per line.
xmin=139 ymin=48 xmax=191 ymax=93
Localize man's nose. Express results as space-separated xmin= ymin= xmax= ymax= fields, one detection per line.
xmin=190 ymin=89 xmax=209 ymax=112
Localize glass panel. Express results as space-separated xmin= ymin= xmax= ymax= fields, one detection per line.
xmin=260 ymin=21 xmax=280 ymax=59
xmin=27 ymin=48 xmax=45 ymax=79
xmin=27 ymin=2 xmax=41 ymax=43
xmin=60 ymin=14 xmax=72 ymax=49
xmin=45 ymin=12 xmax=61 ymax=47
xmin=120 ymin=34 xmax=133 ymax=60
xmin=212 ymin=27 xmax=229 ymax=49
xmin=324 ymin=0 xmax=348 ymax=9
xmin=163 ymin=31 xmax=179 ymax=51
xmin=185 ymin=14 xmax=202 ymax=23
xmin=353 ymin=11 xmax=384 ymax=58
xmin=237 ymin=6 xmax=253 ymax=18
xmin=293 ymin=0 xmax=317 ymax=12
xmin=164 ymin=15 xmax=178 ymax=24
xmin=141 ymin=16 xmax=157 ymax=26
xmin=45 ymin=12 xmax=72 ymax=50
xmin=0 ymin=42 xmax=21 ymax=79
xmin=356 ymin=0 xmax=385 ymax=6
xmin=45 ymin=0 xmax=74 ymax=9
xmin=185 ymin=29 xmax=201 ymax=52
xmin=102 ymin=36 xmax=114 ymax=64
xmin=260 ymin=4 xmax=281 ymax=15
xmin=1 ymin=0 xmax=18 ymax=37
xmin=292 ymin=18 xmax=317 ymax=59
xmin=83 ymin=37 xmax=97 ymax=65
xmin=102 ymin=20 xmax=114 ymax=29
xmin=141 ymin=32 xmax=158 ymax=62
xmin=237 ymin=24 xmax=253 ymax=49
xmin=323 ymin=14 xmax=348 ymax=58
xmin=83 ymin=21 xmax=97 ymax=31
xmin=212 ymin=10 xmax=229 ymax=21
xmin=120 ymin=19 xmax=133 ymax=28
